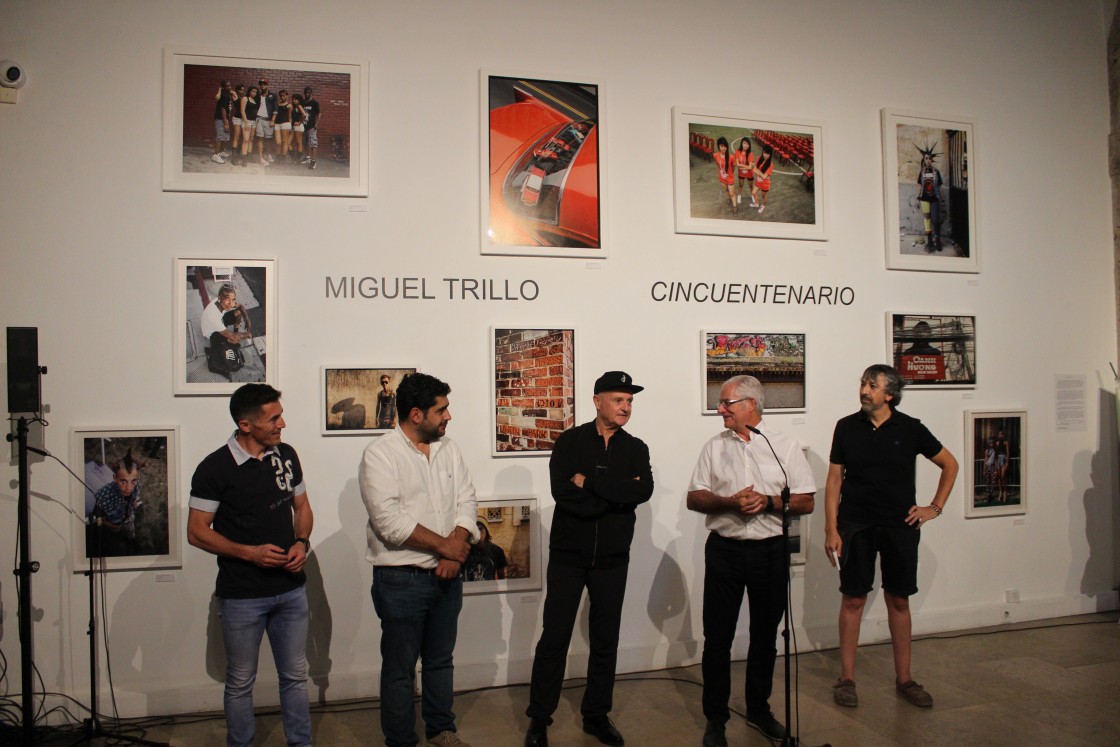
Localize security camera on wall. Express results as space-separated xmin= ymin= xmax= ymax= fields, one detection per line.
xmin=0 ymin=61 xmax=27 ymax=89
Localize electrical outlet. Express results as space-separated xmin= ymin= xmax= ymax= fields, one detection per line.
xmin=0 ymin=88 xmax=16 ymax=104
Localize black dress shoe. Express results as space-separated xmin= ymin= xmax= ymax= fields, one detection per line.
xmin=746 ymin=711 xmax=786 ymax=742
xmin=702 ymin=719 xmax=727 ymax=747
xmin=582 ymin=715 xmax=624 ymax=746
xmin=524 ymin=719 xmax=548 ymax=747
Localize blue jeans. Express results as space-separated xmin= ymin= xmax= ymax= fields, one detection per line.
xmin=218 ymin=585 xmax=312 ymax=747
xmin=372 ymin=566 xmax=463 ymax=747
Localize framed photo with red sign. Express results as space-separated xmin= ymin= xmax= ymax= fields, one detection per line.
xmin=887 ymin=313 xmax=976 ymax=389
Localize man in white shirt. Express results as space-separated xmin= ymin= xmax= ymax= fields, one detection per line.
xmin=359 ymin=373 xmax=480 ymax=747
xmin=686 ymin=375 xmax=816 ymax=747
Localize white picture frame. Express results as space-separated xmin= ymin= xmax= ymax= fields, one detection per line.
xmin=702 ymin=331 xmax=806 ymax=414
xmin=887 ymin=313 xmax=976 ymax=389
xmin=964 ymin=410 xmax=1027 ymax=518
xmin=491 ymin=327 xmax=577 ymax=456
xmin=463 ymin=498 xmax=542 ymax=595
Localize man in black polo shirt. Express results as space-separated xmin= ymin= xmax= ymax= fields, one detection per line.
xmin=824 ymin=364 xmax=957 ymax=710
xmin=188 ymin=383 xmax=314 ymax=747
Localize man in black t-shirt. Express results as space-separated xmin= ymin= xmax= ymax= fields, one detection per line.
xmin=301 ymin=86 xmax=320 ymax=169
xmin=212 ymin=80 xmax=232 ymax=164
xmin=188 ymin=384 xmax=315 ymax=747
xmin=824 ymin=364 xmax=957 ymax=710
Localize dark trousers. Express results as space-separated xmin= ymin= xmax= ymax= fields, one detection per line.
xmin=701 ymin=532 xmax=786 ymax=722
xmin=526 ymin=559 xmax=629 ymax=723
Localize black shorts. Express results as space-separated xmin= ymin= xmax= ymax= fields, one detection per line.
xmin=838 ymin=524 xmax=919 ymax=598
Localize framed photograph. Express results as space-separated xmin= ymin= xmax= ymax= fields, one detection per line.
xmin=888 ymin=313 xmax=976 ymax=389
xmin=672 ymin=106 xmax=826 ymax=241
xmin=702 ymin=332 xmax=806 ymax=414
xmin=492 ymin=327 xmax=576 ymax=456
xmin=964 ymin=410 xmax=1026 ymax=518
xmin=463 ymin=498 xmax=542 ymax=595
xmin=321 ymin=367 xmax=417 ymax=435
xmin=882 ymin=109 xmax=977 ymax=272
xmin=174 ymin=258 xmax=276 ymax=396
xmin=480 ymin=70 xmax=606 ymax=258
xmin=162 ymin=47 xmax=368 ymax=197
xmin=71 ymin=427 xmax=181 ymax=572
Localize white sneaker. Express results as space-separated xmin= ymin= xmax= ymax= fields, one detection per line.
xmin=219 ymin=150 xmax=231 ymax=158
xmin=267 ymin=154 xmax=275 ymax=162
xmin=211 ymin=154 xmax=225 ymax=164
xmin=737 ymin=194 xmax=742 ymax=204
xmin=758 ymin=205 xmax=766 ymax=213
xmin=750 ymin=201 xmax=759 ymax=208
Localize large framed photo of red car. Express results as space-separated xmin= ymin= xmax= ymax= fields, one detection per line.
xmin=480 ymin=70 xmax=606 ymax=259
xmin=673 ymin=106 xmax=826 ymax=241
xmin=887 ymin=313 xmax=977 ymax=389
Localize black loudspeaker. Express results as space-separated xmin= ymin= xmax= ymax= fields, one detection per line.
xmin=7 ymin=327 xmax=41 ymax=414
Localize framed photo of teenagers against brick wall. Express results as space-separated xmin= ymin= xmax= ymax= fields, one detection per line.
xmin=491 ymin=327 xmax=577 ymax=456
xmin=162 ymin=47 xmax=368 ymax=197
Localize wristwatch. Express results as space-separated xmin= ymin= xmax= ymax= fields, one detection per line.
xmin=295 ymin=537 xmax=311 ymax=551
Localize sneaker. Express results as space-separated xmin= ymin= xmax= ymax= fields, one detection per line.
xmin=428 ymin=730 xmax=472 ymax=747
xmin=309 ymin=159 xmax=317 ymax=170
xmin=702 ymin=719 xmax=727 ymax=747
xmin=745 ymin=711 xmax=785 ymax=742
xmin=219 ymin=150 xmax=231 ymax=158
xmin=833 ymin=678 xmax=858 ymax=707
xmin=737 ymin=194 xmax=742 ymax=205
xmin=750 ymin=201 xmax=759 ymax=208
xmin=896 ymin=679 xmax=933 ymax=707
xmin=267 ymin=154 xmax=275 ymax=162
xmin=210 ymin=154 xmax=225 ymax=164
xmin=758 ymin=205 xmax=766 ymax=213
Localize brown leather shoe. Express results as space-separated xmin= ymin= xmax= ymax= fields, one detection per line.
xmin=896 ymin=679 xmax=933 ymax=707
xmin=833 ymin=678 xmax=858 ymax=707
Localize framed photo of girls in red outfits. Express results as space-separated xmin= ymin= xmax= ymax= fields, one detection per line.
xmin=481 ymin=70 xmax=606 ymax=259
xmin=964 ymin=410 xmax=1026 ymax=518
xmin=162 ymin=47 xmax=368 ymax=197
xmin=672 ymin=107 xmax=826 ymax=241
xmin=70 ymin=426 xmax=181 ymax=572
xmin=882 ymin=109 xmax=978 ymax=273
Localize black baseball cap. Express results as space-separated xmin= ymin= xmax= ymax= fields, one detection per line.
xmin=594 ymin=371 xmax=644 ymax=394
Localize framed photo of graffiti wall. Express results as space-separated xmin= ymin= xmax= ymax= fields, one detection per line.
xmin=162 ymin=47 xmax=368 ymax=197
xmin=672 ymin=106 xmax=826 ymax=241
xmin=321 ymin=367 xmax=417 ymax=435
xmin=702 ymin=331 xmax=806 ymax=414
xmin=463 ymin=498 xmax=542 ymax=595
xmin=964 ymin=410 xmax=1026 ymax=518
xmin=174 ymin=258 xmax=276 ymax=395
xmin=70 ymin=426 xmax=181 ymax=572
xmin=882 ymin=109 xmax=978 ymax=273
xmin=492 ymin=327 xmax=577 ymax=456
xmin=888 ymin=313 xmax=977 ymax=389
xmin=480 ymin=70 xmax=606 ymax=259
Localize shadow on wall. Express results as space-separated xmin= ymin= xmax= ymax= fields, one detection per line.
xmin=644 ymin=468 xmax=696 ymax=665
xmin=1067 ymin=387 xmax=1120 ymax=599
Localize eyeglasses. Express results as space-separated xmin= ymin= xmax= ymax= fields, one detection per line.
xmin=717 ymin=397 xmax=751 ymax=409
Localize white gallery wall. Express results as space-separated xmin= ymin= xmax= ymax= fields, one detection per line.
xmin=1 ymin=0 xmax=1118 ymax=718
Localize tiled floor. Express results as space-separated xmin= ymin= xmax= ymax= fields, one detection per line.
xmin=26 ymin=613 xmax=1120 ymax=746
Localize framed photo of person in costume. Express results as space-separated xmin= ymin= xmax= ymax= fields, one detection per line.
xmin=672 ymin=106 xmax=826 ymax=241
xmin=701 ymin=331 xmax=806 ymax=414
xmin=882 ymin=109 xmax=978 ymax=273
xmin=964 ymin=410 xmax=1026 ymax=518
xmin=321 ymin=367 xmax=417 ymax=435
xmin=162 ymin=47 xmax=368 ymax=197
xmin=462 ymin=498 xmax=542 ymax=596
xmin=174 ymin=258 xmax=276 ymax=396
xmin=70 ymin=426 xmax=181 ymax=572
xmin=491 ymin=327 xmax=577 ymax=456
xmin=887 ymin=313 xmax=976 ymax=389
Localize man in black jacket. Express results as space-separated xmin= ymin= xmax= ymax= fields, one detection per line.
xmin=524 ymin=371 xmax=654 ymax=747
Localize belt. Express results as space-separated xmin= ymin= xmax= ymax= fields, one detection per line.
xmin=711 ymin=531 xmax=784 ymax=545
xmin=375 ymin=564 xmax=437 ymax=574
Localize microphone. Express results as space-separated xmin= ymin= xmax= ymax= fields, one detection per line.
xmin=745 ymin=424 xmax=790 ymax=511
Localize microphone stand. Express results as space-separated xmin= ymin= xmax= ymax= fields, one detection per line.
xmin=11 ymin=416 xmax=40 ymax=746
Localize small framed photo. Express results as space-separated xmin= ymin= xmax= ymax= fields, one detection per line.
xmin=174 ymin=258 xmax=276 ymax=395
xmin=71 ymin=427 xmax=181 ymax=572
xmin=463 ymin=498 xmax=542 ymax=595
xmin=672 ymin=106 xmax=826 ymax=241
xmin=702 ymin=332 xmax=806 ymax=414
xmin=882 ymin=109 xmax=977 ymax=272
xmin=480 ymin=70 xmax=605 ymax=258
xmin=162 ymin=47 xmax=368 ymax=197
xmin=321 ymin=367 xmax=417 ymax=435
xmin=492 ymin=327 xmax=576 ymax=456
xmin=888 ymin=313 xmax=976 ymax=389
xmin=964 ymin=410 xmax=1026 ymax=518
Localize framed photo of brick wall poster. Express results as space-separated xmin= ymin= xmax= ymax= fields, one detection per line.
xmin=964 ymin=410 xmax=1026 ymax=518
xmin=887 ymin=313 xmax=976 ymax=389
xmin=71 ymin=426 xmax=181 ymax=572
xmin=702 ymin=331 xmax=806 ymax=414
xmin=463 ymin=498 xmax=542 ymax=595
xmin=480 ymin=70 xmax=606 ymax=258
xmin=882 ymin=109 xmax=977 ymax=272
xmin=174 ymin=258 xmax=276 ymax=395
xmin=321 ymin=367 xmax=417 ymax=435
xmin=163 ymin=47 xmax=368 ymax=197
xmin=492 ymin=327 xmax=576 ymax=456
xmin=672 ymin=106 xmax=826 ymax=241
